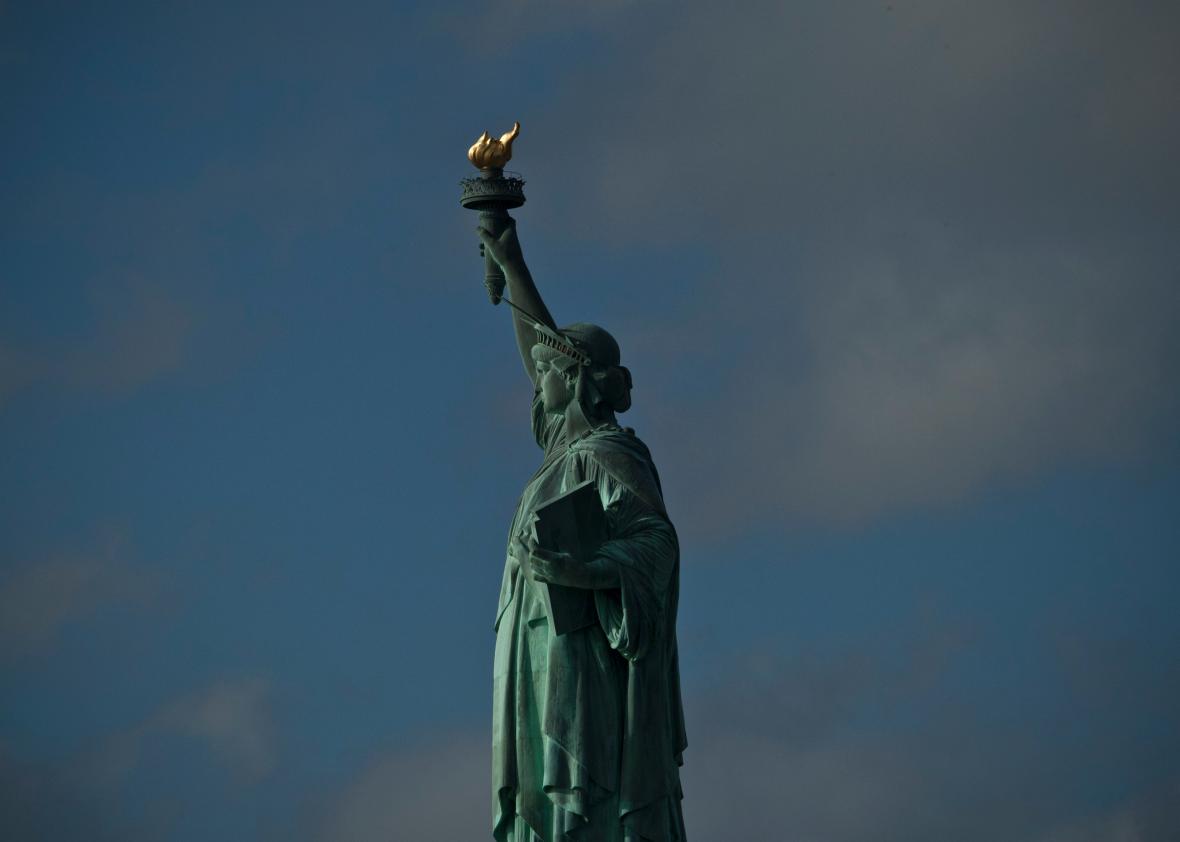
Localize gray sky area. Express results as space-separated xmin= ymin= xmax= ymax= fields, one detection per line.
xmin=2 ymin=2 xmax=1178 ymax=840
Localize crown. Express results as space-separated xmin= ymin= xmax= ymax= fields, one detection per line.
xmin=533 ymin=322 xmax=592 ymax=366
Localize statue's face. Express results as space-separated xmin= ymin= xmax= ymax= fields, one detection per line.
xmin=536 ymin=358 xmax=574 ymax=414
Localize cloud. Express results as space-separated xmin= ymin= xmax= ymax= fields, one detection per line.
xmin=676 ymin=620 xmax=1180 ymax=842
xmin=0 ymin=530 xmax=156 ymax=658
xmin=62 ymin=277 xmax=195 ymax=395
xmin=154 ymin=676 xmax=278 ymax=780
xmin=1033 ymin=777 xmax=1180 ymax=842
xmin=663 ymin=237 xmax=1179 ymax=530
xmin=440 ymin=0 xmax=637 ymax=55
xmin=0 ymin=343 xmax=41 ymax=407
xmin=312 ymin=732 xmax=488 ymax=842
xmin=679 ymin=723 xmax=1171 ymax=842
xmin=0 ymin=746 xmax=137 ymax=842
xmin=683 ymin=648 xmax=1180 ymax=841
xmin=90 ymin=677 xmax=278 ymax=785
xmin=492 ymin=0 xmax=1180 ymax=532
xmin=304 ymin=612 xmax=1178 ymax=842
xmin=683 ymin=730 xmax=932 ymax=842
xmin=0 ymin=277 xmax=196 ymax=410
xmin=0 ymin=676 xmax=276 ymax=839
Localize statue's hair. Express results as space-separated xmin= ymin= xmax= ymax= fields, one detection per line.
xmin=588 ymin=364 xmax=632 ymax=414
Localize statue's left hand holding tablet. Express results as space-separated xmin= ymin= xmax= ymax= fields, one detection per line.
xmin=513 ymin=535 xmax=619 ymax=590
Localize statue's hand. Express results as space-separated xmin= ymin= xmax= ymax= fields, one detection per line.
xmin=476 ymin=220 xmax=524 ymax=271
xmin=524 ymin=539 xmax=577 ymax=586
xmin=517 ymin=536 xmax=618 ymax=590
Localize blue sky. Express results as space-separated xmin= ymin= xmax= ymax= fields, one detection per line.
xmin=2 ymin=2 xmax=1179 ymax=840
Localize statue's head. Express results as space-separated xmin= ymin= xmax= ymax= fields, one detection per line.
xmin=531 ymin=322 xmax=632 ymax=420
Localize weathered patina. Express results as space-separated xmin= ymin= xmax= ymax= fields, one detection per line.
xmin=466 ymin=124 xmax=688 ymax=842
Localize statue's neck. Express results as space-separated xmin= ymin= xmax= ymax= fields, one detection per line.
xmin=562 ymin=399 xmax=616 ymax=442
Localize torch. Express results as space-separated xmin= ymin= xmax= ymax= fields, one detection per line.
xmin=460 ymin=122 xmax=525 ymax=305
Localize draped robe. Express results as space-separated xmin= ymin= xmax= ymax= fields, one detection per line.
xmin=492 ymin=389 xmax=687 ymax=841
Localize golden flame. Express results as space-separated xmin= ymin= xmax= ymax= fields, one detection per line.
xmin=467 ymin=121 xmax=520 ymax=169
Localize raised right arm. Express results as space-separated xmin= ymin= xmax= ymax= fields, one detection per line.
xmin=477 ymin=219 xmax=557 ymax=386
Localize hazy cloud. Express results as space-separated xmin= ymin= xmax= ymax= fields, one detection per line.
xmin=313 ymin=732 xmax=488 ymax=842
xmin=501 ymin=0 xmax=1180 ymax=532
xmin=0 ymin=531 xmax=156 ymax=658
xmin=0 ymin=747 xmax=141 ymax=841
xmin=665 ymin=238 xmax=1179 ymax=529
xmin=445 ymin=0 xmax=637 ymax=54
xmin=678 ymin=623 xmax=1180 ymax=842
xmin=308 ymin=633 xmax=1180 ymax=842
xmin=1033 ymin=777 xmax=1180 ymax=842
xmin=91 ymin=677 xmax=278 ymax=785
xmin=0 ymin=342 xmax=41 ymax=407
xmin=63 ymin=278 xmax=195 ymax=394
xmin=302 ymin=615 xmax=1180 ymax=842
xmin=0 ymin=277 xmax=196 ymax=409
xmin=0 ymin=676 xmax=277 ymax=839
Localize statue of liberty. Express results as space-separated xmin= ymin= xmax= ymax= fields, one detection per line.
xmin=466 ymin=124 xmax=687 ymax=842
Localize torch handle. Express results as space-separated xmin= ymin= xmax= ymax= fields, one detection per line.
xmin=479 ymin=208 xmax=510 ymax=305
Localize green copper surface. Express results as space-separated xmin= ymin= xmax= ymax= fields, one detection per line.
xmin=473 ymin=220 xmax=688 ymax=841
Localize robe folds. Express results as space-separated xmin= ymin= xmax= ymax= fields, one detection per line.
xmin=492 ymin=390 xmax=687 ymax=842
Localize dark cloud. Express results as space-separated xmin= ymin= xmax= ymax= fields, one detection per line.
xmin=0 ymin=343 xmax=40 ymax=407
xmin=0 ymin=528 xmax=157 ymax=658
xmin=0 ymin=25 xmax=408 ymax=413
xmin=451 ymin=0 xmax=638 ymax=53
xmin=312 ymin=732 xmax=488 ymax=841
xmin=0 ymin=274 xmax=197 ymax=409
xmin=0 ymin=676 xmax=276 ymax=840
xmin=1033 ymin=777 xmax=1180 ymax=842
xmin=496 ymin=0 xmax=1180 ymax=533
xmin=306 ymin=630 xmax=1180 ymax=842
xmin=2 ymin=4 xmax=1176 ymax=840
xmin=676 ymin=621 xmax=1180 ymax=842
xmin=678 ymin=726 xmax=1179 ymax=842
xmin=88 ymin=676 xmax=278 ymax=786
xmin=66 ymin=278 xmax=195 ymax=394
xmin=0 ymin=748 xmax=140 ymax=841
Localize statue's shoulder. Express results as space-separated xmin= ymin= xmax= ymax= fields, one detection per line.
xmin=570 ymin=426 xmax=666 ymax=515
xmin=570 ymin=424 xmax=649 ymax=460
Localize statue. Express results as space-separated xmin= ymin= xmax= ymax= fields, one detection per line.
xmin=461 ymin=124 xmax=688 ymax=841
